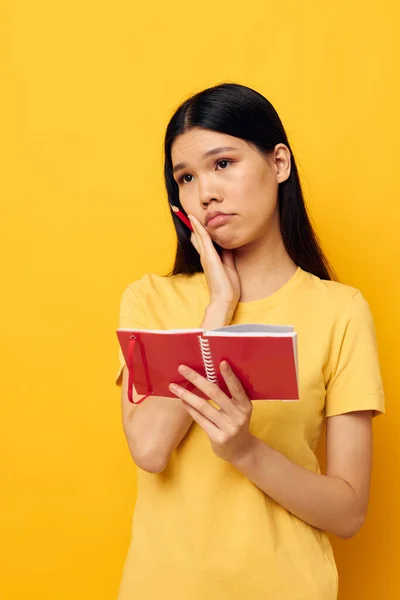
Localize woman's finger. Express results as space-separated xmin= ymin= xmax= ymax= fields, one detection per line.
xmin=189 ymin=217 xmax=205 ymax=256
xmin=190 ymin=232 xmax=200 ymax=254
xmin=180 ymin=400 xmax=220 ymax=439
xmin=219 ymin=361 xmax=252 ymax=411
xmin=177 ymin=364 xmax=238 ymax=417
xmin=169 ymin=381 xmax=225 ymax=428
xmin=190 ymin=215 xmax=220 ymax=257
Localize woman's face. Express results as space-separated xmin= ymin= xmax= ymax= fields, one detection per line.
xmin=171 ymin=127 xmax=291 ymax=250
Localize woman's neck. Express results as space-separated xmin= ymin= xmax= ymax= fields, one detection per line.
xmin=233 ymin=231 xmax=297 ymax=303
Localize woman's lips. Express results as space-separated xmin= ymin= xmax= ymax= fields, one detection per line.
xmin=206 ymin=214 xmax=235 ymax=228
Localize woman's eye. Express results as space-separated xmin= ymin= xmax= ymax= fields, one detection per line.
xmin=178 ymin=160 xmax=232 ymax=184
xmin=216 ymin=159 xmax=231 ymax=170
xmin=179 ymin=174 xmax=193 ymax=184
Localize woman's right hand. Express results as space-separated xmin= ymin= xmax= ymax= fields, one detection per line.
xmin=189 ymin=214 xmax=241 ymax=319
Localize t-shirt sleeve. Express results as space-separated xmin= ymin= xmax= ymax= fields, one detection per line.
xmin=325 ymin=291 xmax=385 ymax=418
xmin=115 ymin=278 xmax=148 ymax=387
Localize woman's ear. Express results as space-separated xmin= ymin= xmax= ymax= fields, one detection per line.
xmin=274 ymin=144 xmax=291 ymax=184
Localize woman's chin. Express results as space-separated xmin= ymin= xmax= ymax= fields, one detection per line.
xmin=213 ymin=237 xmax=239 ymax=251
xmin=212 ymin=230 xmax=245 ymax=250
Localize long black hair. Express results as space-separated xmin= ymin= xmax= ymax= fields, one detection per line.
xmin=164 ymin=83 xmax=336 ymax=281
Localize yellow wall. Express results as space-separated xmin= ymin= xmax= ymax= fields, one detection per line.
xmin=1 ymin=1 xmax=398 ymax=598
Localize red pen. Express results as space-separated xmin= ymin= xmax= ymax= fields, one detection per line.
xmin=170 ymin=204 xmax=194 ymax=231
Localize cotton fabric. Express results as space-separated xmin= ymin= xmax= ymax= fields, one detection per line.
xmin=115 ymin=267 xmax=384 ymax=600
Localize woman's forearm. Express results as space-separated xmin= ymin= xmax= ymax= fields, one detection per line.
xmin=123 ymin=302 xmax=234 ymax=473
xmin=229 ymin=435 xmax=366 ymax=539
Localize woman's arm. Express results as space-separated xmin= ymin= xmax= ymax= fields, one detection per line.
xmin=121 ymin=302 xmax=234 ymax=473
xmin=230 ymin=410 xmax=373 ymax=539
xmin=120 ymin=366 xmax=193 ymax=473
xmin=170 ymin=361 xmax=373 ymax=538
xmin=121 ymin=214 xmax=243 ymax=473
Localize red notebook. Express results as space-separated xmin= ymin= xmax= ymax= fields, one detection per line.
xmin=116 ymin=323 xmax=299 ymax=404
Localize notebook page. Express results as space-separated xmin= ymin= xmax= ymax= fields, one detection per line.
xmin=206 ymin=323 xmax=294 ymax=336
xmin=206 ymin=325 xmax=295 ymax=337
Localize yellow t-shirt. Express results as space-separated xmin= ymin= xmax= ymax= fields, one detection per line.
xmin=115 ymin=266 xmax=385 ymax=600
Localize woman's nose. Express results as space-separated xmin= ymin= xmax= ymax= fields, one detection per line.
xmin=198 ymin=182 xmax=223 ymax=208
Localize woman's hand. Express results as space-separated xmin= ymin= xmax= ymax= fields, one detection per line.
xmin=168 ymin=360 xmax=255 ymax=463
xmin=189 ymin=214 xmax=241 ymax=314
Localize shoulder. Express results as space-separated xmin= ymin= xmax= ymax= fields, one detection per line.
xmin=121 ymin=271 xmax=207 ymax=303
xmin=298 ymin=271 xmax=379 ymax=357
xmin=302 ymin=270 xmax=370 ymax=317
xmin=120 ymin=271 xmax=208 ymax=329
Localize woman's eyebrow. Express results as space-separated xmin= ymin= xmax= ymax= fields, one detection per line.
xmin=172 ymin=146 xmax=239 ymax=174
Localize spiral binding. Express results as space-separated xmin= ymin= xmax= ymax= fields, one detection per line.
xmin=198 ymin=336 xmax=218 ymax=384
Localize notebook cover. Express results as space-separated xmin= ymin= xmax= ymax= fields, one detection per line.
xmin=205 ymin=334 xmax=299 ymax=400
xmin=117 ymin=329 xmax=210 ymax=398
xmin=117 ymin=329 xmax=299 ymax=401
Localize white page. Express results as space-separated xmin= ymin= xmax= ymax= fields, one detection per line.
xmin=206 ymin=323 xmax=295 ymax=336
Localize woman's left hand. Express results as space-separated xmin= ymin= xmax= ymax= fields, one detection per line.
xmin=169 ymin=361 xmax=255 ymax=463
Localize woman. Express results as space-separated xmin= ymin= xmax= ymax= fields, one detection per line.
xmin=115 ymin=83 xmax=385 ymax=600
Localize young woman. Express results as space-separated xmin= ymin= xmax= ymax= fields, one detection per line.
xmin=115 ymin=83 xmax=385 ymax=600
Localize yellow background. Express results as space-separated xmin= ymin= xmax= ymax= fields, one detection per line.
xmin=1 ymin=1 xmax=398 ymax=598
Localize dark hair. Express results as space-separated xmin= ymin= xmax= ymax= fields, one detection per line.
xmin=164 ymin=82 xmax=336 ymax=281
